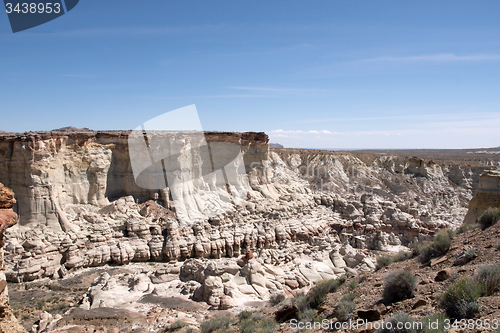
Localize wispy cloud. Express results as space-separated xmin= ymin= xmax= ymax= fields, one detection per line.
xmin=227 ymin=86 xmax=340 ymax=96
xmin=296 ymin=111 xmax=500 ymax=124
xmin=229 ymin=86 xmax=329 ymax=92
xmin=53 ymin=25 xmax=222 ymax=37
xmin=354 ymin=53 xmax=500 ymax=64
xmin=269 ymin=129 xmax=401 ymax=138
xmin=61 ymin=74 xmax=94 ymax=78
xmin=268 ymin=112 xmax=500 ymax=149
xmin=133 ymin=94 xmax=272 ymax=99
xmin=302 ymin=53 xmax=500 ymax=78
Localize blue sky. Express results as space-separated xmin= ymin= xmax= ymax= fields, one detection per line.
xmin=1 ymin=1 xmax=500 ymax=149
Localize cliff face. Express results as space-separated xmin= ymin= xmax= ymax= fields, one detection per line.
xmin=0 ymin=131 xmax=270 ymax=229
xmin=463 ymin=170 xmax=500 ymax=224
xmin=0 ymin=183 xmax=25 ymax=333
xmin=0 ymin=131 xmax=495 ymax=290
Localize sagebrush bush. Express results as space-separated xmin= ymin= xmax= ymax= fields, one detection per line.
xmin=457 ymin=223 xmax=478 ymax=234
xmin=269 ymin=293 xmax=285 ymax=306
xmin=433 ymin=230 xmax=452 ymax=255
xmin=239 ymin=315 xmax=276 ymax=333
xmin=254 ymin=317 xmax=277 ymax=333
xmin=299 ymin=308 xmax=317 ymax=321
xmin=238 ymin=311 xmax=253 ymax=320
xmin=200 ymin=316 xmax=233 ymax=333
xmin=334 ymin=294 xmax=357 ymax=322
xmin=293 ymin=293 xmax=309 ymax=313
xmin=475 ymin=264 xmax=500 ymax=296
xmin=292 ymin=277 xmax=346 ymax=321
xmin=377 ymin=255 xmax=393 ymax=269
xmin=383 ymin=270 xmax=416 ymax=304
xmin=348 ymin=280 xmax=358 ymax=290
xmin=306 ymin=278 xmax=341 ymax=309
xmin=440 ymin=279 xmax=481 ymax=319
xmin=341 ymin=292 xmax=357 ymax=302
xmin=338 ymin=273 xmax=351 ymax=284
xmin=393 ymin=251 xmax=412 ymax=263
xmin=418 ymin=229 xmax=454 ymax=263
xmin=478 ymin=208 xmax=500 ymax=230
xmin=377 ymin=312 xmax=416 ymax=333
xmin=168 ymin=320 xmax=187 ymax=331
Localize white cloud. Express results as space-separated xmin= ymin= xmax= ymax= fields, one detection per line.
xmin=268 ymin=112 xmax=500 ymax=149
xmin=227 ymin=86 xmax=336 ymax=95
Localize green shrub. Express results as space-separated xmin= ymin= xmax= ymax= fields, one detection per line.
xmin=377 ymin=255 xmax=393 ymax=269
xmin=440 ymin=279 xmax=481 ymax=319
xmin=433 ymin=230 xmax=452 ymax=256
xmin=475 ymin=264 xmax=500 ymax=296
xmin=411 ymin=244 xmax=422 ymax=258
xmin=299 ymin=308 xmax=316 ymax=322
xmin=269 ymin=293 xmax=285 ymax=306
xmin=337 ymin=273 xmax=350 ymax=284
xmin=478 ymin=208 xmax=500 ymax=230
xmin=377 ymin=312 xmax=416 ymax=333
xmin=418 ymin=229 xmax=454 ymax=263
xmin=238 ymin=311 xmax=253 ymax=320
xmin=306 ymin=278 xmax=341 ymax=309
xmin=254 ymin=317 xmax=277 ymax=333
xmin=334 ymin=294 xmax=356 ymax=322
xmin=383 ymin=270 xmax=416 ymax=304
xmin=393 ymin=251 xmax=412 ymax=263
xmin=418 ymin=244 xmax=434 ymax=263
xmin=457 ymin=223 xmax=478 ymax=234
xmin=293 ymin=293 xmax=309 ymax=313
xmin=238 ymin=315 xmax=277 ymax=333
xmin=36 ymin=300 xmax=46 ymax=310
xmin=251 ymin=313 xmax=264 ymax=322
xmin=419 ymin=314 xmax=447 ymax=333
xmin=200 ymin=316 xmax=233 ymax=333
xmin=348 ymin=280 xmax=358 ymax=290
xmin=239 ymin=319 xmax=256 ymax=333
xmin=341 ymin=292 xmax=357 ymax=302
xmin=169 ymin=320 xmax=187 ymax=331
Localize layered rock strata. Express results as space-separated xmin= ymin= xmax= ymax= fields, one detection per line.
xmin=463 ymin=170 xmax=500 ymax=224
xmin=0 ymin=131 xmax=495 ymax=296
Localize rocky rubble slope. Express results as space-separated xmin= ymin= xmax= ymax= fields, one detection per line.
xmin=0 ymin=183 xmax=25 ymax=333
xmin=272 ymin=218 xmax=500 ymax=333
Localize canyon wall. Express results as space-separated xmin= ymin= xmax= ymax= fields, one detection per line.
xmin=0 ymin=131 xmax=497 ymax=293
xmin=463 ymin=170 xmax=500 ymax=224
xmin=0 ymin=131 xmax=270 ymax=229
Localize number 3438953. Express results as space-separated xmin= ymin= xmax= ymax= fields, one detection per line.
xmin=5 ymin=3 xmax=61 ymax=14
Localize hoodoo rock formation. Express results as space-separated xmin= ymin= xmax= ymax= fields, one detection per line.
xmin=463 ymin=170 xmax=500 ymax=224
xmin=0 ymin=130 xmax=499 ymax=321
